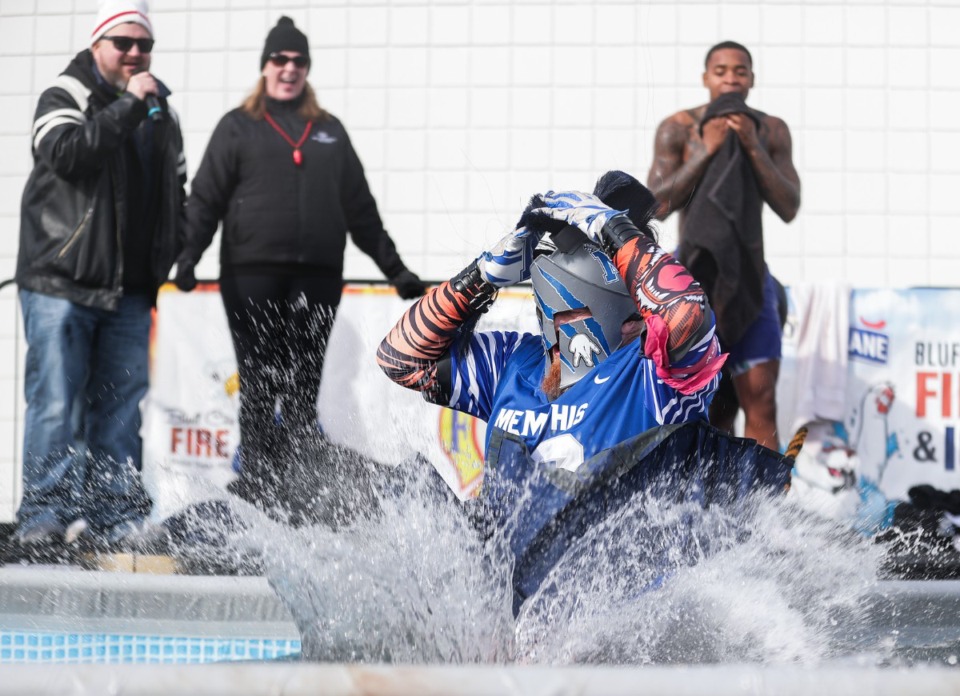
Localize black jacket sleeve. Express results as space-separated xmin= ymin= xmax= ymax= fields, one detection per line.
xmin=338 ymin=126 xmax=408 ymax=280
xmin=33 ymin=88 xmax=146 ymax=181
xmin=183 ymin=112 xmax=240 ymax=264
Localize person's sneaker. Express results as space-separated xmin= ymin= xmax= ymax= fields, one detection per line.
xmin=13 ymin=516 xmax=66 ymax=545
xmin=64 ymin=518 xmax=90 ymax=545
xmin=7 ymin=516 xmax=80 ymax=564
xmin=104 ymin=520 xmax=171 ymax=553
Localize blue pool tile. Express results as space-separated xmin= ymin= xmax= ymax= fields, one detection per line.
xmin=0 ymin=631 xmax=301 ymax=665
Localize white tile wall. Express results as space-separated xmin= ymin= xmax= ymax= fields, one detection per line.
xmin=0 ymin=0 xmax=958 ymax=520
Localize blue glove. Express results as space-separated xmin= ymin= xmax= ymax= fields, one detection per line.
xmin=527 ymin=190 xmax=625 ymax=245
xmin=477 ymin=225 xmax=543 ymax=288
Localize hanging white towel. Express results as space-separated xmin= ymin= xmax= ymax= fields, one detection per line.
xmin=787 ymin=282 xmax=851 ymax=435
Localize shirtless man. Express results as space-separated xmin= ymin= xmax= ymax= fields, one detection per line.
xmin=647 ymin=40 xmax=801 ymax=451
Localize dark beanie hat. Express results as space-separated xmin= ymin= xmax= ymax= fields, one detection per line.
xmin=261 ymin=16 xmax=310 ymax=69
xmin=593 ymin=170 xmax=657 ymax=230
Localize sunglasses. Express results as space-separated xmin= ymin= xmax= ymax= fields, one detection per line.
xmin=268 ymin=53 xmax=309 ymax=68
xmin=100 ymin=36 xmax=155 ymax=54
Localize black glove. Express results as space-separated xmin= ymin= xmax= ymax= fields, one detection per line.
xmin=174 ymin=253 xmax=198 ymax=292
xmin=390 ymin=269 xmax=427 ymax=299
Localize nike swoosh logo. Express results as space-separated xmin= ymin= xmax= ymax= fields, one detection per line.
xmin=594 ymin=375 xmax=610 ymax=384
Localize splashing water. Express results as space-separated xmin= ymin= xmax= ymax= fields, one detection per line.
xmin=207 ymin=445 xmax=889 ymax=667
xmin=515 ymin=494 xmax=881 ymax=665
xmin=257 ymin=485 xmax=516 ymax=664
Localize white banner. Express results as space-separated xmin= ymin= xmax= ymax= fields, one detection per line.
xmin=142 ymin=284 xmax=241 ymax=520
xmin=145 ymin=283 xmax=960 ymax=521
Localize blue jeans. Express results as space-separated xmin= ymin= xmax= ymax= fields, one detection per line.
xmin=18 ymin=289 xmax=153 ymax=533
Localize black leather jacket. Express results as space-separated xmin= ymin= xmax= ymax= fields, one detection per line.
xmin=16 ymin=50 xmax=186 ymax=310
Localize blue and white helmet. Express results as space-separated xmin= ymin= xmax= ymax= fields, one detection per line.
xmin=530 ymin=226 xmax=638 ymax=390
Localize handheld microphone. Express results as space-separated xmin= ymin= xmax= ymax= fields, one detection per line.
xmin=132 ymin=67 xmax=163 ymax=122
xmin=145 ymin=94 xmax=163 ymax=122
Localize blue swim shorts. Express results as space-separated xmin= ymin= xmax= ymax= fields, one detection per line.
xmin=723 ymin=269 xmax=783 ymax=377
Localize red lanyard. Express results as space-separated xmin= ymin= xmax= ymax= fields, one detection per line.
xmin=264 ymin=112 xmax=312 ymax=166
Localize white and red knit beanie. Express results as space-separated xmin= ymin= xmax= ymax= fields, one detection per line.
xmin=90 ymin=0 xmax=153 ymax=45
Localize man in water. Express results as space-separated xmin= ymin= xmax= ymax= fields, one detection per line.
xmin=378 ymin=172 xmax=789 ymax=607
xmin=647 ymin=41 xmax=801 ymax=451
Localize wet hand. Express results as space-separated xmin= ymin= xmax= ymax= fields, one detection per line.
xmin=700 ymin=117 xmax=729 ymax=155
xmin=727 ymin=114 xmax=760 ymax=149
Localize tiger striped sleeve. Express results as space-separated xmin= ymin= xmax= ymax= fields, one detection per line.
xmin=377 ymin=270 xmax=493 ymax=396
xmin=612 ymin=235 xmax=714 ymax=363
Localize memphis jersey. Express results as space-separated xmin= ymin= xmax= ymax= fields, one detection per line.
xmin=446 ymin=331 xmax=719 ymax=474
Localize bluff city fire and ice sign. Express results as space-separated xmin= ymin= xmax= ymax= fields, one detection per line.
xmin=845 ymin=288 xmax=960 ymax=501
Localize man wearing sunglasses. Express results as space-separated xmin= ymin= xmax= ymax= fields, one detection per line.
xmin=12 ymin=0 xmax=185 ymax=559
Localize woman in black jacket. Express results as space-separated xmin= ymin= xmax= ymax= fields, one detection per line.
xmin=176 ymin=17 xmax=425 ymax=513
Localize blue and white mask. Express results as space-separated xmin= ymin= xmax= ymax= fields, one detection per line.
xmin=530 ymin=227 xmax=638 ymax=390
